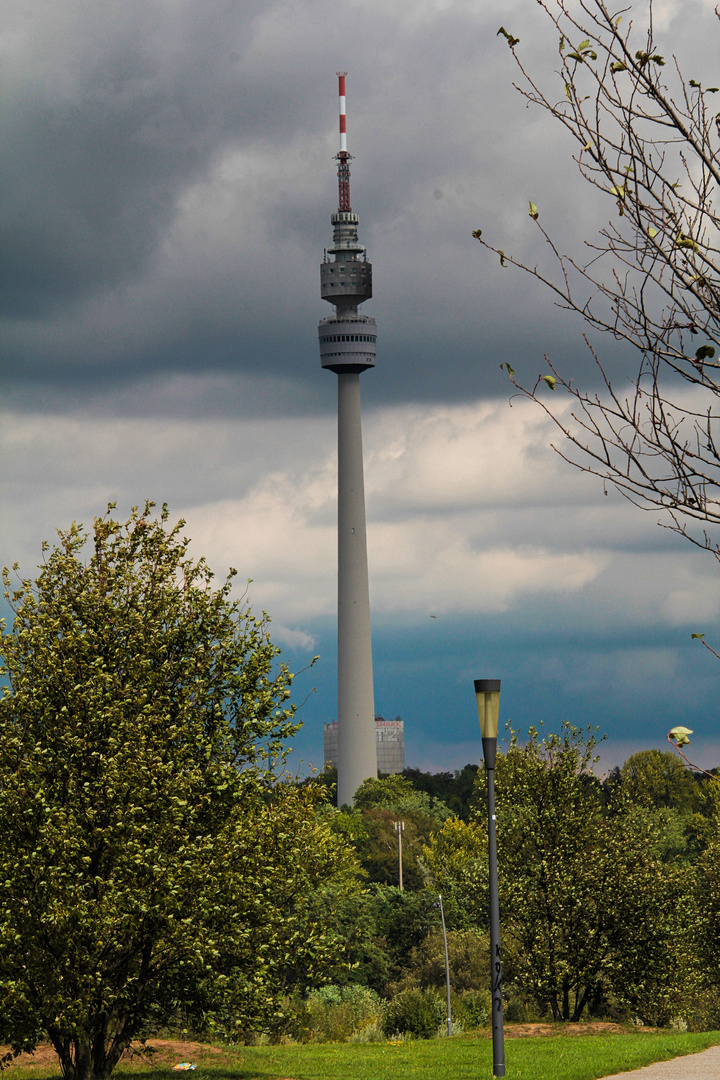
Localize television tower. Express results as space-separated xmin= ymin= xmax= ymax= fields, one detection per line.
xmin=318 ymin=73 xmax=378 ymax=807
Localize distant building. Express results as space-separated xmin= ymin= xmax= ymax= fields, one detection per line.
xmin=324 ymin=716 xmax=405 ymax=775
xmin=375 ymin=718 xmax=405 ymax=774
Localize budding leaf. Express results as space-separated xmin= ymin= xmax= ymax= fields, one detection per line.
xmin=541 ymin=375 xmax=557 ymax=390
xmin=500 ymin=362 xmax=515 ymax=377
xmin=668 ymin=725 xmax=693 ymax=747
xmin=610 ymin=184 xmax=628 ymax=199
xmin=497 ymin=26 xmax=519 ymax=47
xmin=695 ymin=345 xmax=716 ymax=362
xmin=676 ymin=233 xmax=700 ymax=252
xmin=691 ymin=633 xmax=705 ymax=639
xmin=498 ymin=250 xmax=507 ymax=267
xmin=529 ymin=201 xmax=539 ymax=220
xmin=472 ymin=229 xmax=482 ymax=239
xmin=564 ymin=83 xmax=572 ymax=100
xmin=648 ymin=227 xmax=658 ymax=238
xmin=611 ymin=61 xmax=626 ymax=72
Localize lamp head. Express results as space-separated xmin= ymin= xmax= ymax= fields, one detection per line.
xmin=474 ymin=679 xmax=501 ymax=740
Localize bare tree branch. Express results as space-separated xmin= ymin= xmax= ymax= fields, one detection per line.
xmin=477 ymin=0 xmax=720 ymax=556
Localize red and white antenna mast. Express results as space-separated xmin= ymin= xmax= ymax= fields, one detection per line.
xmin=336 ymin=71 xmax=352 ymax=213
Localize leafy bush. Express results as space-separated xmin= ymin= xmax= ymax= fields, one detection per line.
xmin=305 ymin=984 xmax=384 ymax=1043
xmin=382 ymin=987 xmax=445 ymax=1039
xmin=454 ymin=989 xmax=491 ymax=1029
xmin=392 ymin=930 xmax=490 ymax=994
xmin=347 ymin=1020 xmax=385 ymax=1043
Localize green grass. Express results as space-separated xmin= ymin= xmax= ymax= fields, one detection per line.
xmin=10 ymin=1030 xmax=720 ymax=1080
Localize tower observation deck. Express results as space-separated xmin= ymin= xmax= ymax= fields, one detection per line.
xmin=318 ymin=73 xmax=377 ymax=375
xmin=318 ymin=73 xmax=378 ymax=807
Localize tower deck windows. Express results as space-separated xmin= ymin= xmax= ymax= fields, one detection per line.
xmin=318 ymin=316 xmax=376 ymax=373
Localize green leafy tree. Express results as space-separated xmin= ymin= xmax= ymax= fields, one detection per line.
xmin=695 ymin=829 xmax=720 ymax=1006
xmin=402 ymin=765 xmax=480 ymax=821
xmin=422 ymin=817 xmax=489 ymax=931
xmin=618 ymin=750 xmax=701 ymax=813
xmin=353 ymin=774 xmax=454 ymax=821
xmin=607 ymin=749 xmax=704 ymax=863
xmin=495 ymin=725 xmax=690 ymax=1022
xmin=0 ymin=504 xmax=356 ymax=1080
xmin=367 ymin=885 xmax=440 ymax=992
xmin=352 ymin=775 xmax=453 ymax=890
xmin=392 ymin=929 xmax=490 ymax=995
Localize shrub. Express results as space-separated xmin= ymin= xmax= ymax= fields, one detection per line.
xmin=392 ymin=930 xmax=490 ymax=994
xmin=454 ymin=989 xmax=491 ymax=1029
xmin=382 ymin=987 xmax=445 ymax=1040
xmin=305 ymin=984 xmax=384 ymax=1043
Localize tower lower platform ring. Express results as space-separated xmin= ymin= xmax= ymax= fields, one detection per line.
xmin=318 ymin=316 xmax=377 ymax=374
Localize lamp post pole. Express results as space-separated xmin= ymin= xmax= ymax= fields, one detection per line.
xmin=393 ymin=820 xmax=404 ymax=891
xmin=438 ymin=893 xmax=452 ymax=1036
xmin=474 ymin=679 xmax=505 ymax=1078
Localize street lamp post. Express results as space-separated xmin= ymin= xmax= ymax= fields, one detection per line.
xmin=474 ymin=679 xmax=505 ymax=1078
xmin=393 ymin=820 xmax=405 ymax=891
xmin=438 ymin=893 xmax=452 ymax=1036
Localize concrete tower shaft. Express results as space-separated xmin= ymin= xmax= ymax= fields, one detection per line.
xmin=318 ymin=73 xmax=378 ymax=807
xmin=337 ymin=372 xmax=377 ymax=805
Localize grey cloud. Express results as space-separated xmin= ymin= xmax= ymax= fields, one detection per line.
xmin=2 ymin=0 xmax=718 ymax=411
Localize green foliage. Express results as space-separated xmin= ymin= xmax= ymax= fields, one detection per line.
xmin=453 ymin=989 xmax=491 ymax=1030
xmin=367 ymin=886 xmax=440 ymax=992
xmin=391 ymin=930 xmax=489 ymax=996
xmin=382 ymin=986 xmax=445 ymax=1039
xmin=0 ymin=505 xmax=357 ymax=1080
xmin=304 ymin=985 xmax=384 ymax=1043
xmin=422 ymin=819 xmax=488 ymax=931
xmin=300 ymin=874 xmax=392 ymax=994
xmin=354 ymin=775 xmax=453 ymax=821
xmin=350 ymin=776 xmax=452 ymax=890
xmin=494 ymin=725 xmax=690 ymax=1023
xmin=618 ymin=750 xmax=701 ymax=813
xmin=401 ymin=766 xmax=479 ymax=822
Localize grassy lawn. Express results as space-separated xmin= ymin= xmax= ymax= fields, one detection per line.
xmin=8 ymin=1030 xmax=720 ymax=1080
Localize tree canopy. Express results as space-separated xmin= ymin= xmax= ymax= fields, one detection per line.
xmin=0 ymin=504 xmax=357 ymax=1080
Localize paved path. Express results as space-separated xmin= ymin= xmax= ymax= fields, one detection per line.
xmin=596 ymin=1045 xmax=720 ymax=1080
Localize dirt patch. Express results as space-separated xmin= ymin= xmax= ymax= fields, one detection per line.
xmin=2 ymin=1040 xmax=224 ymax=1072
xmin=498 ymin=1021 xmax=656 ymax=1039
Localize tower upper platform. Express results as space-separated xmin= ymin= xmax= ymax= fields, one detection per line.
xmin=318 ymin=74 xmax=376 ymax=374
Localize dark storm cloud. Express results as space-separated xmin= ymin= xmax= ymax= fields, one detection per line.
xmin=3 ymin=0 xmax=718 ymax=410
xmin=0 ymin=0 xmax=558 ymax=402
xmin=1 ymin=0 xmax=320 ymax=318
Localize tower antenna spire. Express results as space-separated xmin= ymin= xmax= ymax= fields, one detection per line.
xmin=336 ymin=72 xmax=352 ymax=213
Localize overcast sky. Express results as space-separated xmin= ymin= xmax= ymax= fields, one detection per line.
xmin=2 ymin=0 xmax=719 ymax=776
